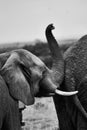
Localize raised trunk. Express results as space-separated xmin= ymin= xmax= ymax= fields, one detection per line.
xmin=45 ymin=24 xmax=64 ymax=85
xmin=40 ymin=24 xmax=78 ymax=96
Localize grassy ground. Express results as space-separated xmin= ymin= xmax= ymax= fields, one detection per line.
xmin=22 ymin=97 xmax=59 ymax=130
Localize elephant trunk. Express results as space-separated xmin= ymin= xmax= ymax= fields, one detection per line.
xmin=45 ymin=24 xmax=64 ymax=85
xmin=43 ymin=24 xmax=78 ymax=96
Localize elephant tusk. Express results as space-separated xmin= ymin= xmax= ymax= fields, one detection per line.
xmin=55 ymin=89 xmax=78 ymax=96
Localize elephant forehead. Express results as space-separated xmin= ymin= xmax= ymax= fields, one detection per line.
xmin=19 ymin=50 xmax=45 ymax=67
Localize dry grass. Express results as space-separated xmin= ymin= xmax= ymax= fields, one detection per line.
xmin=22 ymin=97 xmax=59 ymax=130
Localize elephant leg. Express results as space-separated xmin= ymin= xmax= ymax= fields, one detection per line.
xmin=53 ymin=94 xmax=76 ymax=130
xmin=8 ymin=102 xmax=21 ymax=130
xmin=77 ymin=111 xmax=87 ymax=130
xmin=0 ymin=76 xmax=21 ymax=130
xmin=2 ymin=100 xmax=21 ymax=130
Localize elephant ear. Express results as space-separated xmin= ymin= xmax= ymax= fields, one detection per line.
xmin=0 ymin=52 xmax=34 ymax=105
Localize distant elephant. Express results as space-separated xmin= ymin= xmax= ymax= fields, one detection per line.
xmin=36 ymin=24 xmax=87 ymax=130
xmin=0 ymin=46 xmax=77 ymax=129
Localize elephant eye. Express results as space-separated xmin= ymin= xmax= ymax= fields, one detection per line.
xmin=42 ymin=69 xmax=47 ymax=77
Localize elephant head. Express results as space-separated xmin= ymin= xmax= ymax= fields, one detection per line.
xmin=0 ymin=49 xmax=49 ymax=105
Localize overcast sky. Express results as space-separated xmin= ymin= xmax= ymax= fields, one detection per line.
xmin=0 ymin=0 xmax=87 ymax=43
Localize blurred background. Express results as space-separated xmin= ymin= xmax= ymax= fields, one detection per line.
xmin=0 ymin=0 xmax=87 ymax=129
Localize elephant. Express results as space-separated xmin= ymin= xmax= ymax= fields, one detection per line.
xmin=0 ymin=42 xmax=78 ymax=129
xmin=0 ymin=49 xmax=48 ymax=130
xmin=0 ymin=49 xmax=41 ymax=129
xmin=36 ymin=24 xmax=87 ymax=130
xmin=0 ymin=49 xmax=41 ymax=130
